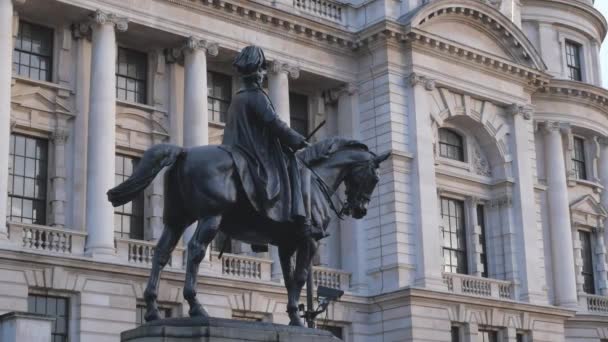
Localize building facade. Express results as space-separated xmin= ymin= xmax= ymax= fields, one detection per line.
xmin=0 ymin=0 xmax=607 ymax=341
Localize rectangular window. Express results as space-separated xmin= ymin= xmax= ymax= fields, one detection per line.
xmin=114 ymin=155 xmax=144 ymax=239
xmin=572 ymin=137 xmax=587 ymax=180
xmin=439 ymin=128 xmax=465 ymax=162
xmin=451 ymin=326 xmax=461 ymax=342
xmin=28 ymin=294 xmax=68 ymax=342
xmin=318 ymin=325 xmax=343 ymax=339
xmin=116 ymin=47 xmax=147 ymax=104
xmin=8 ymin=134 xmax=47 ymax=224
xmin=207 ymin=71 xmax=232 ymax=123
xmin=289 ymin=92 xmax=309 ymax=136
xmin=136 ymin=304 xmax=172 ymax=326
xmin=441 ymin=198 xmax=467 ymax=274
xmin=478 ymin=328 xmax=498 ymax=342
xmin=13 ymin=21 xmax=53 ymax=82
xmin=477 ymin=204 xmax=489 ymax=278
xmin=565 ymin=40 xmax=583 ymax=81
xmin=580 ymin=230 xmax=595 ymax=294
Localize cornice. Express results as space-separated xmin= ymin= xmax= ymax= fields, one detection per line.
xmin=521 ymin=0 xmax=607 ymax=41
xmin=535 ymin=79 xmax=608 ymax=113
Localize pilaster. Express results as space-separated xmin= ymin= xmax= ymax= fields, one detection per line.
xmin=50 ymin=129 xmax=69 ymax=228
xmin=466 ymin=196 xmax=484 ymax=277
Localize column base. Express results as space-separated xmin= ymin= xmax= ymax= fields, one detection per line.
xmin=85 ymin=246 xmax=117 ymax=260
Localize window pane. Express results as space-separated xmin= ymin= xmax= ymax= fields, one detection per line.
xmin=572 ymin=137 xmax=587 ymax=180
xmin=14 ymin=21 xmax=53 ymax=82
xmin=289 ymin=92 xmax=308 ymax=135
xmin=115 ymin=48 xmax=147 ymax=104
xmin=27 ymin=295 xmax=69 ymax=342
xmin=115 ymin=155 xmax=144 ymax=239
xmin=580 ymin=230 xmax=595 ymax=294
xmin=438 ymin=129 xmax=464 ymax=162
xmin=440 ymin=197 xmax=467 ymax=274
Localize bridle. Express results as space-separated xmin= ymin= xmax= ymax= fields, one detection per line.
xmin=341 ymin=160 xmax=379 ymax=216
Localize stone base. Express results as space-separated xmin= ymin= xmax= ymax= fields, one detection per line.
xmin=121 ymin=317 xmax=342 ymax=342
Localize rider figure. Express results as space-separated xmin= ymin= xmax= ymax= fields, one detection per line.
xmin=222 ymin=45 xmax=312 ymax=239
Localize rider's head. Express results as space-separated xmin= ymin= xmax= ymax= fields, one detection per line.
xmin=233 ymin=45 xmax=267 ymax=85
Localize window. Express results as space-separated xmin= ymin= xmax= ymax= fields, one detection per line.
xmin=478 ymin=328 xmax=498 ymax=342
xmin=289 ymin=92 xmax=309 ymax=136
xmin=572 ymin=137 xmax=587 ymax=180
xmin=114 ymin=155 xmax=144 ymax=239
xmin=451 ymin=326 xmax=461 ymax=342
xmin=477 ymin=204 xmax=489 ymax=278
xmin=580 ymin=230 xmax=595 ymax=294
xmin=565 ymin=40 xmax=582 ymax=81
xmin=136 ymin=304 xmax=172 ymax=326
xmin=439 ymin=128 xmax=464 ymax=162
xmin=207 ymin=71 xmax=232 ymax=123
xmin=441 ymin=198 xmax=467 ymax=274
xmin=318 ymin=325 xmax=343 ymax=339
xmin=13 ymin=21 xmax=53 ymax=82
xmin=28 ymin=294 xmax=68 ymax=342
xmin=232 ymin=311 xmax=264 ymax=322
xmin=8 ymin=134 xmax=47 ymax=224
xmin=116 ymin=47 xmax=147 ymax=104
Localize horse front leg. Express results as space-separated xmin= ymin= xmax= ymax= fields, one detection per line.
xmin=143 ymin=227 xmax=182 ymax=322
xmin=290 ymin=237 xmax=319 ymax=327
xmin=279 ymin=244 xmax=301 ymax=326
xmin=183 ymin=216 xmax=222 ymax=317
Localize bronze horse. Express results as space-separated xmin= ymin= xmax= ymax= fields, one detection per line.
xmin=107 ymin=137 xmax=389 ymax=326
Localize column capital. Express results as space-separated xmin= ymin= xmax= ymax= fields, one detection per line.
xmin=327 ymin=83 xmax=358 ymax=103
xmin=541 ymin=121 xmax=571 ymax=135
xmin=407 ymin=72 xmax=435 ymax=91
xmin=597 ymin=137 xmax=608 ymax=147
xmin=268 ymin=60 xmax=300 ymax=79
xmin=507 ymin=103 xmax=533 ymax=120
xmin=90 ymin=9 xmax=128 ymax=31
xmin=71 ymin=22 xmax=91 ymax=40
xmin=51 ymin=130 xmax=69 ymax=144
xmin=184 ymin=36 xmax=219 ymax=56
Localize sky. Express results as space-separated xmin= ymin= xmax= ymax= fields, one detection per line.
xmin=598 ymin=2 xmax=608 ymax=87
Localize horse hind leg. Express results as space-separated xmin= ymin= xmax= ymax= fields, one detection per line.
xmin=183 ymin=215 xmax=222 ymax=318
xmin=143 ymin=226 xmax=183 ymax=322
xmin=290 ymin=237 xmax=318 ymax=327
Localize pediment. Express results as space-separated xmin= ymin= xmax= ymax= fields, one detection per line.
xmin=11 ymin=87 xmax=72 ymax=114
xmin=570 ymin=195 xmax=607 ymax=229
xmin=404 ymin=0 xmax=546 ymax=70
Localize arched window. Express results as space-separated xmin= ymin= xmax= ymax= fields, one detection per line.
xmin=439 ymin=128 xmax=465 ymax=162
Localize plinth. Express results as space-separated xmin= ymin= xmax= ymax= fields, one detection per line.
xmin=121 ymin=316 xmax=342 ymax=342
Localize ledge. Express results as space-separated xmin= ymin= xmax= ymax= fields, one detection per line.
xmin=536 ymin=79 xmax=608 ymax=113
xmin=11 ymin=76 xmax=74 ymax=96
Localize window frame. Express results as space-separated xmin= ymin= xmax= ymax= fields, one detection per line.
xmin=477 ymin=326 xmax=499 ymax=342
xmin=579 ymin=229 xmax=596 ymax=294
xmin=7 ymin=133 xmax=49 ymax=225
xmin=207 ymin=70 xmax=233 ymax=123
xmin=116 ymin=47 xmax=148 ymax=105
xmin=289 ymin=92 xmax=310 ymax=136
xmin=477 ymin=204 xmax=489 ymax=278
xmin=27 ymin=293 xmax=70 ymax=342
xmin=565 ymin=40 xmax=583 ymax=82
xmin=572 ymin=136 xmax=588 ymax=181
xmin=114 ymin=154 xmax=145 ymax=240
xmin=438 ymin=128 xmax=465 ymax=162
xmin=13 ymin=20 xmax=54 ymax=82
xmin=440 ymin=197 xmax=468 ymax=274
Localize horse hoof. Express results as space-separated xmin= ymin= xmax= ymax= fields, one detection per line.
xmin=189 ymin=304 xmax=209 ymax=318
xmin=144 ymin=309 xmax=161 ymax=322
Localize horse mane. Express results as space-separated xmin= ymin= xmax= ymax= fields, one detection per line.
xmin=298 ymin=137 xmax=370 ymax=165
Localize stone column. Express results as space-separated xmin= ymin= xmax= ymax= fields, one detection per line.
xmin=598 ymin=138 xmax=608 ymax=295
xmin=0 ymin=0 xmax=24 ymax=237
xmin=508 ymin=104 xmax=546 ymax=304
xmin=543 ymin=121 xmax=578 ymax=308
xmin=466 ymin=196 xmax=484 ymax=277
xmin=268 ymin=61 xmax=299 ymax=124
xmin=50 ymin=129 xmax=69 ymax=228
xmin=84 ymin=10 xmax=128 ymax=257
xmin=267 ymin=60 xmax=299 ymax=281
xmin=181 ymin=37 xmax=218 ymax=245
xmin=407 ymin=73 xmax=444 ymax=290
xmin=165 ymin=49 xmax=184 ymax=146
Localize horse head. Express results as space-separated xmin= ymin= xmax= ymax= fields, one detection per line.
xmin=341 ymin=150 xmax=390 ymax=219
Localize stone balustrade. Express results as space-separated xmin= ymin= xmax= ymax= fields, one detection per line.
xmin=579 ymin=293 xmax=608 ymax=314
xmin=312 ymin=266 xmax=351 ymax=290
xmin=443 ymin=273 xmax=514 ymax=300
xmin=115 ymin=238 xmax=185 ymax=269
xmin=7 ymin=222 xmax=86 ymax=255
xmin=217 ymin=253 xmax=273 ymax=281
xmin=292 ymin=0 xmax=345 ymax=24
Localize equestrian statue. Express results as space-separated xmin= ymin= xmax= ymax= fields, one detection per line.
xmin=107 ymin=46 xmax=390 ymax=327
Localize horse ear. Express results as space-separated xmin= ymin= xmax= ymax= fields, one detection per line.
xmin=374 ymin=152 xmax=391 ymax=166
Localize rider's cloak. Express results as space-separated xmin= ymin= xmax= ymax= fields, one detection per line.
xmin=221 ymin=82 xmax=306 ymax=223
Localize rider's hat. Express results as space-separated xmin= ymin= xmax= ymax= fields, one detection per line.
xmin=233 ymin=45 xmax=267 ymax=76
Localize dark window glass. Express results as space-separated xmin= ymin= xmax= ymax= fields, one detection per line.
xmin=517 ymin=333 xmax=525 ymax=342
xmin=116 ymin=47 xmax=147 ymax=104
xmin=13 ymin=21 xmax=53 ymax=82
xmin=289 ymin=92 xmax=309 ymax=136
xmin=211 ymin=231 xmax=233 ymax=253
xmin=28 ymin=294 xmax=68 ymax=342
xmin=441 ymin=198 xmax=467 ymax=274
xmin=114 ymin=155 xmax=144 ymax=239
xmin=136 ymin=304 xmax=172 ymax=326
xmin=439 ymin=128 xmax=464 ymax=161
xmin=573 ymin=137 xmax=587 ymax=180
xmin=451 ymin=326 xmax=460 ymax=342
xmin=318 ymin=325 xmax=343 ymax=339
xmin=565 ymin=40 xmax=582 ymax=81
xmin=477 ymin=204 xmax=489 ymax=278
xmin=478 ymin=328 xmax=498 ymax=342
xmin=8 ymin=134 xmax=47 ymax=224
xmin=232 ymin=311 xmax=263 ymax=322
xmin=580 ymin=230 xmax=595 ymax=294
xmin=207 ymin=71 xmax=232 ymax=123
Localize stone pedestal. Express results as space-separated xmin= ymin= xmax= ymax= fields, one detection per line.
xmin=0 ymin=312 xmax=54 ymax=342
xmin=121 ymin=317 xmax=341 ymax=342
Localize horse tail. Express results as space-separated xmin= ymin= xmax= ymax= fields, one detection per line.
xmin=107 ymin=144 xmax=184 ymax=207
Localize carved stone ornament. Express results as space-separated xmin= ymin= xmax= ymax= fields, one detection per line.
xmin=269 ymin=60 xmax=300 ymax=79
xmin=327 ymin=83 xmax=358 ymax=103
xmin=473 ymin=145 xmax=492 ymax=177
xmin=482 ymin=0 xmax=502 ymax=9
xmin=407 ymin=73 xmax=435 ymax=91
xmin=507 ymin=103 xmax=533 ymax=120
xmin=51 ymin=130 xmax=69 ymax=144
xmin=90 ymin=9 xmax=129 ymax=32
xmin=184 ymin=36 xmax=219 ymax=56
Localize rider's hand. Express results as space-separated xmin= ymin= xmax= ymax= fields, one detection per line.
xmin=298 ymin=140 xmax=311 ymax=150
